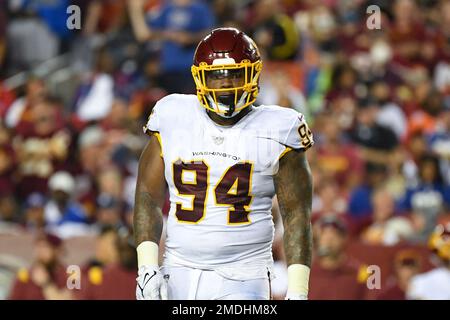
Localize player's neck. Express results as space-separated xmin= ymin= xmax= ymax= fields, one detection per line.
xmin=207 ymin=106 xmax=253 ymax=127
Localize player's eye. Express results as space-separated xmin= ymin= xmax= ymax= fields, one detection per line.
xmin=207 ymin=69 xmax=244 ymax=80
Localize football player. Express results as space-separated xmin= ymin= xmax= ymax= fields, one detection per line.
xmin=134 ymin=28 xmax=313 ymax=300
xmin=407 ymin=223 xmax=450 ymax=300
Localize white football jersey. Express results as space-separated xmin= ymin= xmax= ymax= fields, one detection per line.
xmin=144 ymin=94 xmax=313 ymax=273
xmin=407 ymin=267 xmax=450 ymax=300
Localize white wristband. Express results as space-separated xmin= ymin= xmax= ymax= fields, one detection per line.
xmin=287 ymin=264 xmax=310 ymax=296
xmin=136 ymin=241 xmax=159 ymax=268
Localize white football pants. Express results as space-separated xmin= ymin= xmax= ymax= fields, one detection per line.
xmin=161 ymin=265 xmax=271 ymax=300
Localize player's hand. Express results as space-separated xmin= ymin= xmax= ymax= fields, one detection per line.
xmin=285 ymin=292 xmax=308 ymax=300
xmin=136 ymin=265 xmax=167 ymax=300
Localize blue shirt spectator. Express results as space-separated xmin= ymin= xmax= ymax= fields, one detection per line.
xmin=348 ymin=162 xmax=390 ymax=218
xmin=23 ymin=0 xmax=73 ymax=39
xmin=147 ymin=1 xmax=215 ymax=73
xmin=348 ymin=184 xmax=373 ymax=218
xmin=400 ymin=184 xmax=450 ymax=213
xmin=399 ymin=154 xmax=450 ymax=213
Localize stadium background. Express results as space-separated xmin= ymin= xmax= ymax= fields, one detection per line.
xmin=0 ymin=0 xmax=449 ymax=300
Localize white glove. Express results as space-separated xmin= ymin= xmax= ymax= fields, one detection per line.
xmin=285 ymin=292 xmax=308 ymax=300
xmin=136 ymin=265 xmax=168 ymax=300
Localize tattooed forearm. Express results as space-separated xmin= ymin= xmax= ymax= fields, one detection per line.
xmin=133 ymin=136 xmax=166 ymax=246
xmin=134 ymin=191 xmax=163 ymax=245
xmin=274 ymin=150 xmax=313 ymax=267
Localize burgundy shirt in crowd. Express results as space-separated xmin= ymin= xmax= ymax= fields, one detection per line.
xmin=14 ymin=118 xmax=72 ymax=199
xmin=76 ymin=264 xmax=136 ymax=300
xmin=8 ymin=265 xmax=68 ymax=300
xmin=309 ymin=258 xmax=367 ymax=300
xmin=376 ymin=282 xmax=406 ymax=300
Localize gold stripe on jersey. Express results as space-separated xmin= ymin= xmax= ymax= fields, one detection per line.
xmin=278 ymin=146 xmax=293 ymax=160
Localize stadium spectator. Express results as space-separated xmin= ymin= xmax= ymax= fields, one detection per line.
xmin=23 ymin=193 xmax=47 ymax=231
xmin=248 ymin=0 xmax=299 ymax=61
xmin=406 ymin=89 xmax=444 ymax=139
xmin=4 ymin=77 xmax=47 ymax=129
xmin=313 ymin=112 xmax=364 ymax=191
xmin=0 ymin=195 xmax=19 ymax=227
xmin=76 ymin=125 xmax=106 ymax=211
xmin=95 ymin=193 xmax=125 ymax=230
xmin=361 ymin=188 xmax=414 ymax=245
xmin=325 ymin=63 xmax=359 ymax=104
xmin=5 ymin=5 xmax=59 ymax=74
xmin=429 ymin=101 xmax=450 ymax=185
xmin=25 ymin=0 xmax=74 ymax=52
xmin=400 ymin=154 xmax=450 ymax=214
xmin=302 ymin=4 xmax=338 ymax=55
xmin=348 ymin=162 xmax=389 ymax=219
xmin=312 ymin=178 xmax=348 ymax=221
xmin=44 ymin=171 xmax=92 ymax=239
xmin=13 ymin=96 xmax=72 ymax=200
xmin=72 ymin=46 xmax=115 ymax=122
xmin=402 ymin=132 xmax=429 ymax=189
xmin=128 ymin=0 xmax=215 ymax=93
xmin=350 ymin=97 xmax=399 ymax=164
xmin=309 ymin=216 xmax=367 ymax=300
xmin=77 ymin=227 xmax=137 ymax=299
xmin=74 ymin=226 xmax=119 ymax=299
xmin=258 ymin=69 xmax=307 ymax=112
xmin=370 ymin=80 xmax=407 ymax=140
xmin=211 ymin=0 xmax=238 ymax=27
xmin=376 ymin=249 xmax=422 ymax=300
xmin=90 ymin=226 xmax=120 ymax=268
xmin=8 ymin=232 xmax=71 ymax=300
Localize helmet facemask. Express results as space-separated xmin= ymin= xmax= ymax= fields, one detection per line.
xmin=192 ymin=59 xmax=262 ymax=118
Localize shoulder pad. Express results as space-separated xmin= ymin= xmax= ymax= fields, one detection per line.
xmin=143 ymin=94 xmax=196 ymax=135
xmin=258 ymin=105 xmax=314 ymax=151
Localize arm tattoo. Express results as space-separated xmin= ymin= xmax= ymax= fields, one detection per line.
xmin=134 ymin=191 xmax=163 ymax=245
xmin=133 ymin=137 xmax=166 ymax=246
xmin=274 ymin=150 xmax=313 ymax=267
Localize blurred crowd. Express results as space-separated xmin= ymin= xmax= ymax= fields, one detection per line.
xmin=0 ymin=0 xmax=450 ymax=300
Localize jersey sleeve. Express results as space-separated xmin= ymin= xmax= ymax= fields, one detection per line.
xmin=143 ymin=105 xmax=161 ymax=134
xmin=143 ymin=94 xmax=175 ymax=135
xmin=282 ymin=111 xmax=314 ymax=151
xmin=143 ymin=95 xmax=179 ymax=157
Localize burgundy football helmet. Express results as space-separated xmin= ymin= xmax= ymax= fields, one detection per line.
xmin=191 ymin=28 xmax=262 ymax=118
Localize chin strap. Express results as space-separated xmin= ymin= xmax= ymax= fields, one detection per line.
xmin=207 ymin=91 xmax=249 ymax=118
xmin=217 ymin=94 xmax=236 ymax=117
